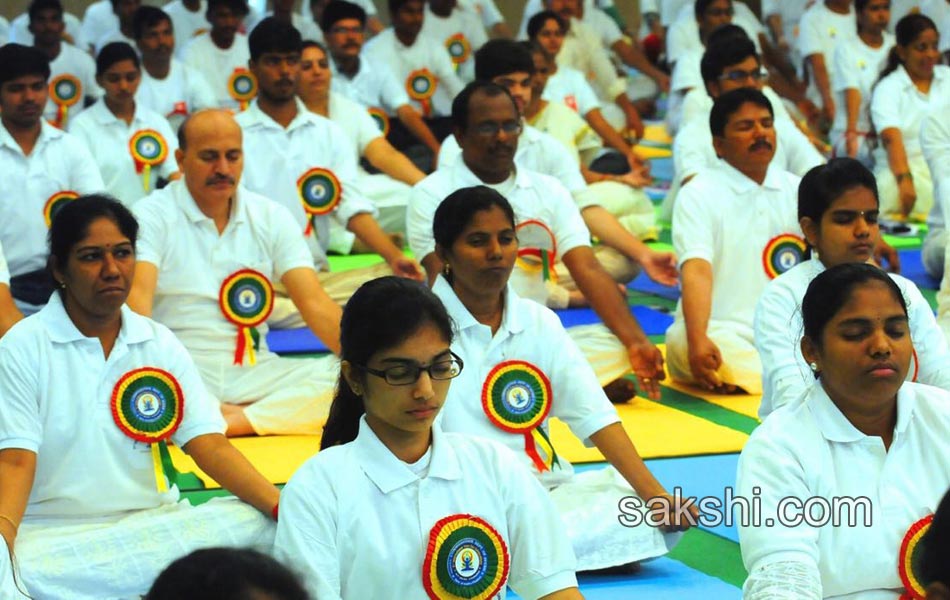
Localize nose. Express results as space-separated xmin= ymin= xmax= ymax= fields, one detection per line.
xmin=868 ymin=327 xmax=892 ymax=357
xmin=854 ymin=215 xmax=871 ymax=237
xmin=487 ymin=237 xmax=503 ymax=258
xmin=101 ymin=253 xmax=121 ymax=278
xmin=413 ymin=370 xmax=435 ymax=401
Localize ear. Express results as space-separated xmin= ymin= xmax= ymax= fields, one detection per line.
xmin=435 ymin=243 xmax=448 ymax=265
xmin=800 ymin=216 xmax=820 ymax=248
xmin=174 ymin=148 xmax=185 ymax=172
xmin=340 ymin=360 xmax=361 ymax=395
xmin=711 ymin=135 xmax=724 ymax=159
xmin=800 ymin=335 xmax=820 ymax=370
xmin=49 ymin=257 xmax=64 ymax=287
xmin=705 ymin=80 xmax=720 ymax=99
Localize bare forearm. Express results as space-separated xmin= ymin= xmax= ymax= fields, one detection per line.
xmin=0 ymin=450 xmax=37 ymax=547
xmin=808 ymin=54 xmax=833 ymax=108
xmin=283 ymin=268 xmax=342 ymax=354
xmin=0 ymin=289 xmax=23 ymax=338
xmin=363 ymin=139 xmax=425 ymax=185
xmin=184 ymin=434 xmax=279 ymax=515
xmin=844 ymin=89 xmax=861 ymax=131
xmin=580 ymin=206 xmax=648 ymax=262
xmin=681 ymin=260 xmax=713 ymax=344
xmin=347 ymin=213 xmax=402 ymax=263
xmin=611 ymin=40 xmax=663 ymax=81
xmin=590 ymin=422 xmax=665 ymax=498
xmin=565 ymin=250 xmax=647 ymax=347
xmin=882 ymin=129 xmax=910 ymax=175
xmin=591 ymin=105 xmax=633 ymax=155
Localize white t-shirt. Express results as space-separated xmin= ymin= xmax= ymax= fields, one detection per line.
xmin=420 ymin=3 xmax=488 ymax=83
xmin=798 ymin=1 xmax=858 ymax=106
xmin=180 ymin=31 xmax=251 ymax=110
xmin=9 ymin=12 xmax=84 ymax=47
xmin=163 ymin=0 xmax=210 ymax=54
xmin=754 ymin=258 xmax=950 ymax=418
xmin=327 ymin=92 xmax=382 ymax=157
xmin=0 ymin=121 xmax=103 ymax=279
xmin=434 ymin=277 xmax=619 ymax=488
xmin=665 ymin=1 xmax=764 ymax=65
xmin=660 ymin=0 xmax=693 ymax=26
xmin=235 ymin=99 xmax=376 ymax=266
xmin=273 ymin=418 xmax=578 ymax=600
xmin=738 ymin=381 xmax=950 ymax=597
xmin=135 ymin=58 xmax=218 ymax=132
xmin=329 ymin=57 xmax=411 ymax=115
xmin=889 ymin=0 xmax=924 ymax=31
xmin=68 ymin=100 xmax=179 ymax=207
xmin=408 ymin=160 xmax=591 ymax=263
xmin=0 ymin=240 xmax=9 ymax=287
xmin=672 ymin=161 xmax=802 ymax=338
xmin=557 ymin=17 xmax=625 ymax=102
xmin=460 ymin=0 xmax=505 ymax=29
xmin=871 ymin=65 xmax=950 ymax=164
xmin=362 ymin=28 xmax=464 ymax=118
xmin=43 ymin=43 xmax=101 ymax=128
xmin=247 ymin=12 xmax=323 ymax=44
xmin=830 ymin=33 xmax=894 ymax=138
xmin=542 ymin=66 xmax=602 ymax=117
xmin=133 ymin=180 xmax=315 ymax=356
xmin=80 ymin=0 xmax=117 ymax=52
xmin=760 ymin=0 xmax=806 ymax=51
xmin=0 ymin=292 xmax=226 ymax=524
xmin=94 ymin=28 xmax=136 ymax=56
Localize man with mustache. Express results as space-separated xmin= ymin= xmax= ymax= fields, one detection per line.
xmin=666 ymin=87 xmax=801 ymax=396
xmin=0 ymin=44 xmax=104 ymax=317
xmin=128 ymin=108 xmax=343 ymax=438
xmin=181 ymin=0 xmax=251 ymax=110
xmin=134 ymin=6 xmax=216 ymax=131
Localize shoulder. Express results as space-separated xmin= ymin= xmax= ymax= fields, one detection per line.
xmin=743 ymin=397 xmax=819 ymax=461
xmin=0 ymin=313 xmax=48 ymax=356
xmin=134 ymin=186 xmax=179 ymax=224
xmin=413 ymin=168 xmax=454 ymax=197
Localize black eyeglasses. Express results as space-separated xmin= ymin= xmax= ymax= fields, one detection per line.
xmin=472 ymin=121 xmax=523 ymax=137
xmin=719 ymin=68 xmax=769 ymax=83
xmin=358 ymin=352 xmax=465 ymax=386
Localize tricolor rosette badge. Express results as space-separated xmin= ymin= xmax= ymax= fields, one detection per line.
xmin=367 ymin=107 xmax=390 ymax=137
xmin=898 ymin=514 xmax=933 ymax=599
xmin=423 ymin=514 xmax=510 ymax=600
xmin=406 ymin=69 xmax=438 ymax=117
xmin=515 ymin=219 xmax=558 ymax=282
xmin=48 ymin=73 xmax=81 ymax=128
xmin=762 ymin=233 xmax=806 ymax=280
xmin=445 ymin=33 xmax=472 ymax=68
xmin=481 ymin=360 xmax=558 ymax=473
xmin=297 ymin=167 xmax=342 ymax=237
xmin=128 ymin=129 xmax=169 ymax=193
xmin=111 ymin=367 xmax=184 ymax=493
xmin=219 ymin=269 xmax=274 ymax=366
xmin=43 ymin=190 xmax=79 ymax=228
xmin=228 ymin=68 xmax=258 ymax=111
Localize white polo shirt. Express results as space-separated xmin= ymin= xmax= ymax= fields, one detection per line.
xmin=738 ymin=381 xmax=950 ymax=598
xmin=68 ymin=100 xmax=178 ymax=206
xmin=557 ymin=18 xmax=626 ymax=102
xmin=754 ymin=258 xmax=950 ymax=419
xmin=136 ymin=59 xmax=217 ymax=132
xmin=542 ymin=66 xmax=602 ymax=117
xmin=830 ymin=34 xmax=894 ymax=138
xmin=434 ymin=277 xmax=619 ymax=488
xmin=680 ymin=85 xmax=793 ymax=130
xmin=871 ymin=65 xmax=950 ymax=164
xmin=0 ymin=292 xmax=226 ymax=525
xmin=274 ymin=417 xmax=578 ymax=600
xmin=180 ymin=31 xmax=251 ymax=110
xmin=461 ymin=0 xmax=505 ymax=29
xmin=163 ymin=0 xmax=210 ymax=54
xmin=329 ymin=57 xmax=411 ymax=115
xmin=672 ymin=161 xmax=801 ymax=339
xmin=420 ymin=3 xmax=487 ymax=83
xmin=327 ymin=92 xmax=381 ymax=157
xmin=80 ymin=0 xmax=117 ymax=52
xmin=0 ymin=240 xmax=9 ymax=287
xmin=0 ymin=121 xmax=103 ymax=279
xmin=798 ymin=1 xmax=857 ymax=105
xmin=235 ymin=99 xmax=376 ymax=267
xmin=362 ymin=28 xmax=464 ymax=118
xmin=922 ymin=106 xmax=950 ymax=235
xmin=43 ymin=42 xmax=100 ymax=128
xmin=133 ymin=180 xmax=315 ymax=355
xmin=761 ymin=0 xmax=806 ymax=52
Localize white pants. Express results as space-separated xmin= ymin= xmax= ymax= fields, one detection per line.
xmin=874 ymin=155 xmax=934 ymax=219
xmin=14 ymin=498 xmax=275 ymax=600
xmin=326 ymin=172 xmax=410 ymax=254
xmin=665 ymin=319 xmax=763 ymax=395
xmin=576 ymin=182 xmax=658 ymax=240
xmin=923 ymin=226 xmax=947 ymax=280
xmin=514 ymin=246 xmax=641 ymax=309
xmin=567 ymin=323 xmax=631 ymax=386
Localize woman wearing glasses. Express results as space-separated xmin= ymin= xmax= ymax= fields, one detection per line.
xmin=430 ymin=186 xmax=695 ymax=572
xmin=273 ymin=275 xmax=583 ymax=600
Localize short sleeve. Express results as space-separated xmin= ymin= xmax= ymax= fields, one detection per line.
xmin=155 ymin=115 xmax=180 ymax=179
xmin=870 ymin=72 xmax=903 ymax=132
xmin=831 ymin=42 xmax=859 ymax=92
xmin=0 ymin=331 xmax=43 ymax=453
xmin=899 ymin=276 xmax=950 ymax=392
xmin=132 ymin=197 xmax=169 ymax=268
xmin=541 ymin=175 xmax=592 ymax=258
xmin=672 ymin=176 xmax=716 ymax=266
xmin=539 ymin=133 xmax=586 ymax=194
xmin=922 ymin=108 xmax=950 ymax=225
xmin=379 ymin=67 xmax=412 ymax=114
xmin=326 ymin=126 xmax=378 ymax=224
xmin=431 ymin=44 xmax=466 ymax=100
xmin=672 ymin=120 xmax=715 ymax=183
xmin=775 ymin=120 xmax=825 ymax=176
xmin=266 ymin=202 xmax=319 ymax=279
xmin=353 ymin=107 xmax=384 ymax=155
xmin=753 ymin=275 xmax=811 ymax=417
xmin=797 ymin=10 xmax=824 ymax=58
xmin=407 ymin=178 xmax=443 ymax=261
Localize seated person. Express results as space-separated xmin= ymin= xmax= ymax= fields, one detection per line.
xmin=798 ymin=0 xmax=858 ymax=131
xmin=432 ymin=187 xmax=695 ymax=570
xmin=93 ymin=0 xmax=140 ymax=56
xmin=128 ymin=110 xmax=343 ymax=437
xmin=755 ymin=158 xmax=950 ymax=419
xmin=419 ymin=0 xmax=488 ymax=83
xmin=0 ymin=241 xmax=23 ymax=338
xmin=738 ymin=262 xmax=950 ymax=597
xmin=668 ymin=88 xmax=801 ymax=395
xmin=69 ymin=42 xmax=178 ymax=206
xmin=180 ymin=0 xmax=251 ymax=111
xmin=922 ymin=488 xmax=950 ymax=600
xmin=0 ymin=195 xmax=279 ymax=599
xmin=924 ymin=103 xmax=950 ymax=286
xmin=870 ymin=14 xmax=949 ymax=219
xmin=273 ymin=276 xmax=584 ymax=600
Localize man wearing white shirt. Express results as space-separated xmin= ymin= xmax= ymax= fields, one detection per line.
xmin=163 ymin=0 xmax=210 ymax=53
xmin=10 ymin=9 xmax=83 ymax=47
xmin=302 ymin=0 xmax=384 ymax=35
xmin=94 ymin=0 xmax=141 ymax=56
xmin=80 ymin=0 xmax=117 ymax=53
xmin=0 ymin=44 xmax=104 ymax=315
xmin=798 ymin=0 xmax=858 ymax=128
xmin=180 ymin=0 xmax=251 ymax=110
xmin=134 ymin=6 xmax=216 ymax=131
xmin=421 ymin=0 xmax=488 ymax=84
xmin=408 ymin=81 xmax=667 ymax=399
xmin=0 ymin=241 xmax=23 ymax=339
xmin=28 ymin=0 xmax=100 ymax=129
xmin=248 ymin=0 xmax=323 ymax=43
xmin=128 ymin=109 xmax=342 ymax=437
xmin=925 ymin=107 xmax=950 ymax=327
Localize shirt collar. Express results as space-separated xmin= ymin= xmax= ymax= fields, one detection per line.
xmin=807 ymin=379 xmax=917 ymax=443
xmin=244 ymin=97 xmax=315 ymax=133
xmin=171 ymin=179 xmax=248 ymax=226
xmin=353 ymin=416 xmax=461 ymax=494
xmin=0 ymin=119 xmax=64 ymax=156
xmin=716 ymin=159 xmax=784 ymax=193
xmin=434 ymin=275 xmax=524 ymax=336
xmin=87 ymin=98 xmax=147 ymax=127
xmin=452 ymin=154 xmax=529 ymax=189
xmin=39 ymin=290 xmax=153 ymax=346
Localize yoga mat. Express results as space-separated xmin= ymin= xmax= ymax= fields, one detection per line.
xmin=883 ymin=233 xmax=923 ymax=250
xmin=169 ymin=435 xmax=321 ymax=489
xmin=643 ymin=122 xmax=674 ymax=145
xmin=549 ymin=396 xmax=749 ymax=462
xmin=645 ymin=187 xmax=668 ymax=202
xmin=898 ymin=248 xmax=941 ymax=291
xmin=634 ymin=146 xmax=673 ymax=159
xmin=649 ymin=157 xmax=674 ymax=182
xmin=327 ymin=253 xmax=385 ymax=271
xmin=556 ymin=305 xmax=673 ymax=334
xmin=266 ymin=327 xmax=330 ymax=354
xmin=628 ymin=271 xmax=681 ymax=300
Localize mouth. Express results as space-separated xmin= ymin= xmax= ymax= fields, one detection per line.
xmin=868 ymin=361 xmax=899 ymax=377
xmin=406 ymin=406 xmax=439 ymax=419
xmin=851 ymin=242 xmax=873 ymax=254
xmin=99 ymin=287 xmax=126 ymax=295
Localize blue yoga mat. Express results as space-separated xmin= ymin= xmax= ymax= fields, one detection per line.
xmin=266 ymin=328 xmax=330 ymax=354
xmin=629 ymin=271 xmax=681 ymax=301
xmin=556 ymin=305 xmax=673 ymax=335
xmin=898 ymin=249 xmax=940 ymax=291
xmin=650 ymin=157 xmax=675 ymax=182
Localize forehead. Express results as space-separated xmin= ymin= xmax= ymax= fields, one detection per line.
xmin=329 ymin=17 xmax=362 ymax=29
xmin=301 ymin=46 xmax=326 ymax=60
xmin=1 ymin=73 xmax=47 ymax=90
xmin=75 ymin=217 xmax=130 ymax=246
xmin=186 ymin=118 xmax=242 ymax=151
xmin=102 ymin=59 xmax=139 ymax=74
xmin=493 ymin=71 xmax=531 ymax=83
xmin=724 ymin=55 xmax=759 ymax=71
xmin=725 ymin=101 xmax=771 ymax=125
xmin=468 ymin=91 xmax=517 ymax=121
xmin=704 ymin=0 xmax=732 ymax=12
xmin=33 ymin=8 xmax=63 ymax=20
xmin=826 ymin=185 xmax=878 ymax=210
xmin=831 ymin=281 xmax=905 ymax=320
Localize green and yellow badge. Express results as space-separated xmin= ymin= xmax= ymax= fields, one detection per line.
xmin=899 ymin=514 xmax=933 ymax=599
xmin=367 ymin=107 xmax=390 ymax=137
xmin=48 ymin=73 xmax=81 ymax=128
xmin=111 ymin=367 xmax=184 ymax=493
xmin=481 ymin=360 xmax=557 ymax=472
xmin=423 ymin=514 xmax=510 ymax=600
xmin=43 ymin=190 xmax=79 ymax=228
xmin=219 ymin=269 xmax=274 ymax=366
xmin=297 ymin=167 xmax=342 ymax=237
xmin=129 ymin=129 xmax=169 ymax=193
xmin=762 ymin=233 xmax=806 ymax=280
xmin=515 ymin=220 xmax=558 ymax=282
xmin=228 ymin=68 xmax=258 ymax=111
xmin=406 ymin=68 xmax=437 ymax=117
xmin=445 ymin=33 xmax=471 ymax=69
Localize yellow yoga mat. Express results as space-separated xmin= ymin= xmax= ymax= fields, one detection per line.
xmin=643 ymin=123 xmax=673 ymax=145
xmin=634 ymin=145 xmax=673 ymax=159
xmin=169 ymin=435 xmax=321 ymax=489
xmin=664 ymin=381 xmax=761 ymax=420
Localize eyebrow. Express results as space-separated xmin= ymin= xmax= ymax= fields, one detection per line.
xmin=379 ymin=349 xmax=452 ymax=364
xmin=75 ymin=241 xmax=133 ymax=252
xmin=836 ymin=315 xmax=908 ymax=327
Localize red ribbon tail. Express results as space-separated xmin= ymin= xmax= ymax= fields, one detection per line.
xmin=55 ymin=105 xmax=67 ymax=129
xmin=234 ymin=327 xmax=246 ymax=365
xmin=422 ymin=99 xmax=432 ymax=118
xmin=524 ymin=432 xmax=549 ymax=473
xmin=304 ymin=218 xmax=313 ymax=237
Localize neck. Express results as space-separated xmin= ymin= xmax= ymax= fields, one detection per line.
xmin=830 ymin=385 xmax=898 ymax=449
xmin=183 ymin=0 xmax=201 ymax=10
xmin=105 ymin=97 xmax=136 ymax=123
xmin=367 ymin=416 xmax=432 ymax=463
xmin=194 ymin=192 xmax=233 ymax=234
xmin=858 ymin=28 xmax=884 ymax=46
xmin=464 ymin=158 xmax=511 ymax=185
xmin=120 ymin=21 xmax=134 ymax=39
xmin=34 ymin=40 xmax=62 ymax=60
xmin=453 ymin=281 xmax=505 ymax=335
xmin=335 ymin=54 xmax=359 ymax=77
xmin=257 ymin=94 xmax=298 ymax=128
xmin=64 ymin=297 xmax=123 ymax=359
xmin=524 ymin=96 xmax=544 ymax=120
xmin=395 ymin=29 xmax=417 ymax=47
xmin=210 ymin=29 xmax=234 ymax=49
xmin=2 ymin=117 xmax=42 ymax=155
xmin=142 ymin=56 xmax=171 ymax=79
xmin=734 ymin=162 xmax=768 ymax=185
xmin=825 ymin=0 xmax=850 ymax=14
xmin=301 ymin=91 xmax=329 ymax=116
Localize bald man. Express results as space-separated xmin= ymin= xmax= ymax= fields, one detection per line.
xmin=128 ymin=109 xmax=341 ymax=437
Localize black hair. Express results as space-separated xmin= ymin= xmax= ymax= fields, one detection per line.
xmin=700 ymin=25 xmax=757 ymax=85
xmin=798 ymin=158 xmax=879 ymax=223
xmin=48 ymin=194 xmax=139 ymax=283
xmin=320 ymin=0 xmax=366 ymax=32
xmin=321 ymin=277 xmax=455 ymax=449
xmin=451 ymin=81 xmax=517 ymax=132
xmin=877 ymin=13 xmax=938 ymax=83
xmin=923 ymin=488 xmax=950 ymax=586
xmin=207 ymin=0 xmax=250 ymax=18
xmin=709 ymin=86 xmax=772 ymax=137
xmin=433 ymin=185 xmax=517 ymax=252
xmin=695 ymin=0 xmax=730 ymax=20
xmin=388 ymin=0 xmax=418 ymax=15
xmin=146 ymin=548 xmax=310 ymax=600
xmin=132 ymin=6 xmax=172 ymax=40
xmin=249 ymin=17 xmax=303 ymax=61
xmin=0 ymin=44 xmax=51 ymax=86
xmin=28 ymin=0 xmax=63 ymax=23
xmin=474 ymin=39 xmax=535 ymax=82
xmin=526 ymin=10 xmax=566 ymax=39
xmin=302 ymin=39 xmax=328 ymax=54
xmin=801 ymin=263 xmax=907 ymax=345
xmin=95 ymin=42 xmax=140 ymax=77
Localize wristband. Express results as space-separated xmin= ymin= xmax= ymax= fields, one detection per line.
xmin=271 ymin=502 xmax=279 ymax=521
xmin=895 ymin=172 xmax=913 ymax=183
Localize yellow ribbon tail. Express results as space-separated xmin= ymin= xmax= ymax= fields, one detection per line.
xmin=151 ymin=443 xmax=168 ymax=493
xmin=143 ymin=164 xmax=151 ymax=192
xmin=244 ymin=328 xmax=257 ymax=365
xmin=530 ymin=427 xmax=558 ymax=471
